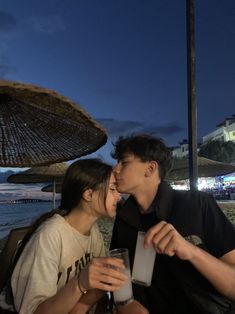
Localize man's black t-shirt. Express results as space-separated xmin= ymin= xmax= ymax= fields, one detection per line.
xmin=110 ymin=182 xmax=235 ymax=314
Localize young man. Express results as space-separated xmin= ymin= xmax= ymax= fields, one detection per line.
xmin=110 ymin=134 xmax=235 ymax=314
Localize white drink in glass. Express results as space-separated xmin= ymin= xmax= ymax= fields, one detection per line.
xmin=132 ymin=231 xmax=156 ymax=287
xmin=109 ymin=248 xmax=133 ymax=305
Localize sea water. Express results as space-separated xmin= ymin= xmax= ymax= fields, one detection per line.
xmin=0 ymin=201 xmax=60 ymax=239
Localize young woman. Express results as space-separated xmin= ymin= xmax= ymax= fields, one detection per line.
xmin=2 ymin=159 xmax=127 ymax=314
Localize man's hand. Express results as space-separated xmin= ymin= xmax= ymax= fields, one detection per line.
xmin=117 ymin=300 xmax=149 ymax=314
xmin=144 ymin=221 xmax=196 ymax=261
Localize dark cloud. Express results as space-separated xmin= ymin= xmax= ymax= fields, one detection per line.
xmin=0 ymin=183 xmax=38 ymax=191
xmin=0 ymin=183 xmax=50 ymax=201
xmin=97 ymin=118 xmax=184 ymax=138
xmin=0 ymin=11 xmax=17 ymax=32
xmin=0 ymin=63 xmax=13 ymax=79
xmin=0 ymin=52 xmax=16 ymax=79
xmin=28 ymin=15 xmax=66 ymax=35
xmin=97 ymin=118 xmax=143 ymax=136
xmin=141 ymin=124 xmax=184 ymax=136
xmin=93 ymin=88 xmax=121 ymax=97
xmin=0 ymin=42 xmax=16 ymax=79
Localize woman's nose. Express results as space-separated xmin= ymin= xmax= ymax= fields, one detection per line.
xmin=116 ymin=192 xmax=122 ymax=201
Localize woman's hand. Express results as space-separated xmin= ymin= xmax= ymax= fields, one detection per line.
xmin=78 ymin=257 xmax=128 ymax=292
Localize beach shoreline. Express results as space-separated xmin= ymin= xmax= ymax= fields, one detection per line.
xmin=1 ymin=202 xmax=234 ymax=253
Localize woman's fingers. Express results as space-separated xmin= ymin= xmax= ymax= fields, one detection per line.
xmin=90 ymin=273 xmax=126 ymax=292
xmin=94 ymin=256 xmax=125 ymax=269
xmin=80 ymin=257 xmax=128 ymax=292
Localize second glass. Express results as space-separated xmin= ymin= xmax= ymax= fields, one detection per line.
xmin=109 ymin=248 xmax=133 ymax=305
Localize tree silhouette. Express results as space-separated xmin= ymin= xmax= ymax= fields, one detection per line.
xmin=198 ymin=140 xmax=235 ymax=163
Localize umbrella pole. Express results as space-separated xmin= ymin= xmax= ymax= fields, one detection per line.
xmin=53 ymin=180 xmax=56 ymax=208
xmin=186 ymin=0 xmax=198 ymax=190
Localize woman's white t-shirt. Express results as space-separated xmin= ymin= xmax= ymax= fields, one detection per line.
xmin=11 ymin=214 xmax=105 ymax=314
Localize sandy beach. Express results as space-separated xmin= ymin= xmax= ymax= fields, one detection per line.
xmin=218 ymin=201 xmax=235 ymax=224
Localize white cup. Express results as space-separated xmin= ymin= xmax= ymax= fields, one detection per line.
xmin=109 ymin=248 xmax=133 ymax=305
xmin=132 ymin=231 xmax=156 ymax=287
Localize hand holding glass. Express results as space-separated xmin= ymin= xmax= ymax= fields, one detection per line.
xmin=109 ymin=248 xmax=133 ymax=305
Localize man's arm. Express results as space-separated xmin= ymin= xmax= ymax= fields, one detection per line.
xmin=192 ymin=246 xmax=235 ymax=299
xmin=144 ymin=221 xmax=235 ymax=300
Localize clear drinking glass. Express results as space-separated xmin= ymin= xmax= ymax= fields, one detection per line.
xmin=109 ymin=248 xmax=133 ymax=305
xmin=132 ymin=231 xmax=156 ymax=286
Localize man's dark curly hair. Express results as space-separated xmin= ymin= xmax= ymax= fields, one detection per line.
xmin=111 ymin=134 xmax=172 ymax=180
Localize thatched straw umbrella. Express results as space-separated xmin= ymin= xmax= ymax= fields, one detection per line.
xmin=0 ymin=80 xmax=107 ymax=167
xmin=167 ymin=157 xmax=235 ymax=181
xmin=7 ymin=163 xmax=67 ymax=208
xmin=42 ymin=183 xmax=62 ymax=194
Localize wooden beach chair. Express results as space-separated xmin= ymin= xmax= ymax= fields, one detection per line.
xmin=0 ymin=226 xmax=29 ymax=293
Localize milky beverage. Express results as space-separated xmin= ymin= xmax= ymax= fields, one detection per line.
xmin=132 ymin=231 xmax=156 ymax=286
xmin=109 ymin=248 xmax=133 ymax=305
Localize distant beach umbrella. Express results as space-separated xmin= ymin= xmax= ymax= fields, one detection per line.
xmin=7 ymin=163 xmax=67 ymax=208
xmin=0 ymin=80 xmax=107 ymax=167
xmin=42 ymin=183 xmax=62 ymax=194
xmin=167 ymin=157 xmax=235 ymax=181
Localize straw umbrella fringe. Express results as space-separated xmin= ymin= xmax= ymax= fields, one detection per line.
xmin=42 ymin=183 xmax=62 ymax=194
xmin=167 ymin=157 xmax=235 ymax=181
xmin=7 ymin=163 xmax=67 ymax=208
xmin=0 ymin=80 xmax=107 ymax=167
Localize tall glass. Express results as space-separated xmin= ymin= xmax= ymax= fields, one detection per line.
xmin=132 ymin=231 xmax=156 ymax=286
xmin=109 ymin=248 xmax=133 ymax=305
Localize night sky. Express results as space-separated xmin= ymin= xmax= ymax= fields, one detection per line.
xmin=0 ymin=0 xmax=234 ymax=166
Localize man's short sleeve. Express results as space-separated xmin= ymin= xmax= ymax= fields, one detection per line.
xmin=202 ymin=194 xmax=235 ymax=258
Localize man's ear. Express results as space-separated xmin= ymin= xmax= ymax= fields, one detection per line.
xmin=145 ymin=161 xmax=158 ymax=177
xmin=82 ymin=189 xmax=93 ymax=201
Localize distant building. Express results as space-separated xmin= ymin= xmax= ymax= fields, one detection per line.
xmin=172 ymin=139 xmax=189 ymax=159
xmin=172 ymin=139 xmax=200 ymax=159
xmin=172 ymin=115 xmax=235 ymax=159
xmin=203 ymin=115 xmax=235 ymax=144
